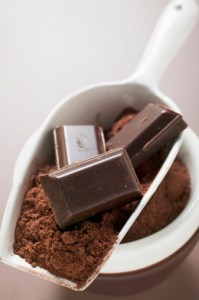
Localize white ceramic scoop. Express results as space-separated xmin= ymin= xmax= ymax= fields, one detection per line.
xmin=0 ymin=0 xmax=198 ymax=291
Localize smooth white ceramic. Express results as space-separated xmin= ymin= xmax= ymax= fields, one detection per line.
xmin=0 ymin=0 xmax=198 ymax=291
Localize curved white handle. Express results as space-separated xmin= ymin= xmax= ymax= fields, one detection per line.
xmin=129 ymin=0 xmax=199 ymax=85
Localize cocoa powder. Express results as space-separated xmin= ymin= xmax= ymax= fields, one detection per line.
xmin=13 ymin=109 xmax=191 ymax=287
xmin=14 ymin=164 xmax=118 ymax=287
xmin=122 ymin=159 xmax=190 ymax=242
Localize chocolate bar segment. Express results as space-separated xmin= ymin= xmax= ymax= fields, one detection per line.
xmin=41 ymin=147 xmax=142 ymax=229
xmin=54 ymin=125 xmax=106 ymax=169
xmin=106 ymin=103 xmax=187 ymax=168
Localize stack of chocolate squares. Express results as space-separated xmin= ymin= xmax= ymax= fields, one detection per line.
xmin=41 ymin=103 xmax=187 ymax=230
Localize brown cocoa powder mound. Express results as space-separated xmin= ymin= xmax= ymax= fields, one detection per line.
xmin=13 ymin=159 xmax=190 ymax=284
xmin=14 ymin=165 xmax=118 ymax=287
xmin=122 ymin=160 xmax=190 ymax=242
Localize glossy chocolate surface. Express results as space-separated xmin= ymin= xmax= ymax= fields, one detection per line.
xmin=106 ymin=103 xmax=187 ymax=168
xmin=54 ymin=125 xmax=105 ymax=168
xmin=41 ymin=147 xmax=142 ymax=229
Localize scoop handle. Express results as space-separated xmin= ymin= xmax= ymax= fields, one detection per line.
xmin=128 ymin=0 xmax=199 ymax=85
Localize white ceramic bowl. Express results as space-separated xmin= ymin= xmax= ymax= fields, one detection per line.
xmin=0 ymin=91 xmax=199 ymax=293
xmin=0 ymin=0 xmax=198 ymax=292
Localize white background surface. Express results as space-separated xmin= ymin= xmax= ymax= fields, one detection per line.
xmin=0 ymin=0 xmax=199 ymax=299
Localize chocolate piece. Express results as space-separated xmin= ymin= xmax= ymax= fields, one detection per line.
xmin=106 ymin=103 xmax=187 ymax=168
xmin=41 ymin=147 xmax=142 ymax=229
xmin=54 ymin=125 xmax=105 ymax=168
